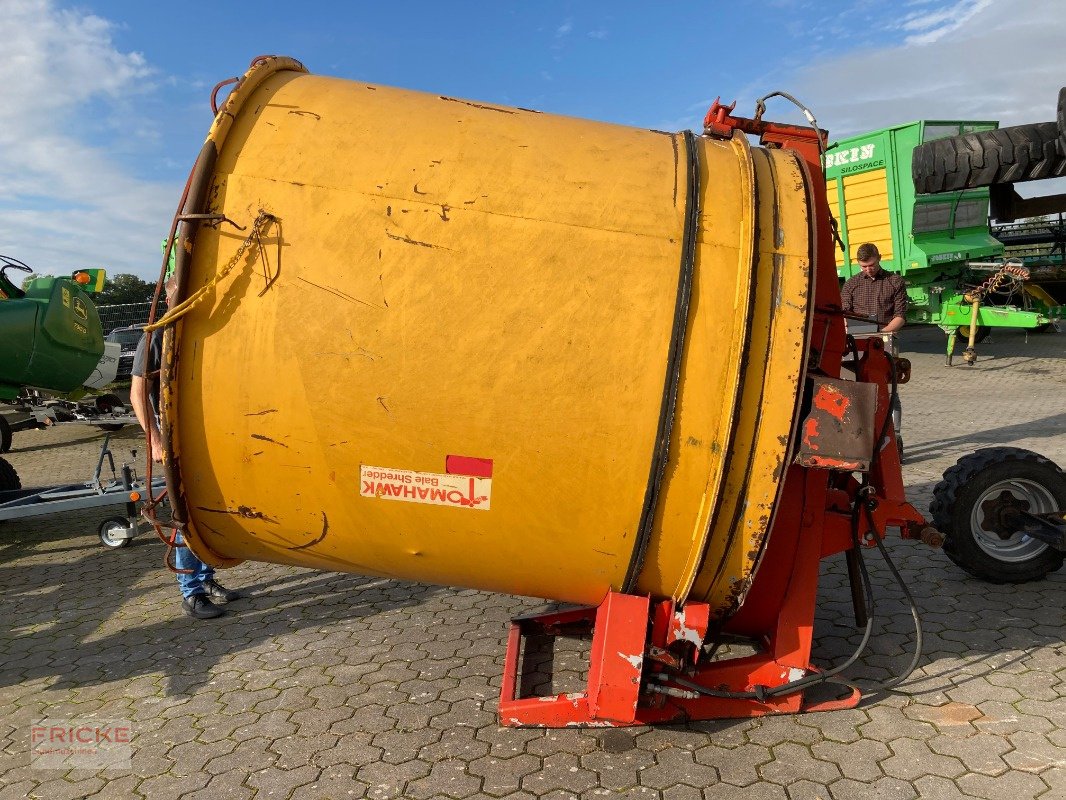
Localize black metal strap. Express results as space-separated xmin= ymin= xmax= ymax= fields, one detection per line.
xmin=622 ymin=129 xmax=702 ymax=592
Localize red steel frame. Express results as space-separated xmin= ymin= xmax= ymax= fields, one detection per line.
xmin=498 ymin=102 xmax=939 ymax=728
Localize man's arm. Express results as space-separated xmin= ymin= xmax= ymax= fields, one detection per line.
xmin=840 ymin=278 xmax=855 ymax=314
xmin=130 ymin=335 xmax=164 ymax=462
xmin=129 ymin=374 xmax=162 ymax=462
xmin=882 ymin=275 xmax=908 ymax=332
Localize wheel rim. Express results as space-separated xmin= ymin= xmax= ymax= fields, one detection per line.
xmin=971 ymin=478 xmax=1055 ymax=562
xmin=101 ymin=522 xmax=126 ymax=546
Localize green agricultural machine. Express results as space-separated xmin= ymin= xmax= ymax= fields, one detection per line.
xmin=0 ymin=256 xmax=108 ymax=400
xmin=0 ymin=256 xmax=124 ymax=461
xmin=826 ymin=120 xmax=1063 ymax=364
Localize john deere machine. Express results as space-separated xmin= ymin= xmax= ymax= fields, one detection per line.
xmin=0 ymin=256 xmax=115 ymax=474
xmin=827 ymin=119 xmax=1064 ymax=364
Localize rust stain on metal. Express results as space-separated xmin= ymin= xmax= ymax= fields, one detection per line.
xmin=384 ymin=231 xmax=452 ymax=251
xmin=413 ymin=184 xmax=427 ymax=195
xmin=245 ymin=409 xmax=278 ymax=416
xmin=287 ymin=109 xmax=321 ymax=120
xmin=251 ymin=433 xmax=289 ymax=448
xmin=438 ymin=96 xmax=515 ymax=114
xmin=439 ymin=204 xmax=450 ymax=221
xmin=197 ymin=505 xmax=279 ymax=524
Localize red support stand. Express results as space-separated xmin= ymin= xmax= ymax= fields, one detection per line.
xmin=497 ymin=100 xmax=939 ymax=729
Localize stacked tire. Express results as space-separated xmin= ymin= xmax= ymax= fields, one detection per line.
xmin=912 ymin=86 xmax=1066 ymax=192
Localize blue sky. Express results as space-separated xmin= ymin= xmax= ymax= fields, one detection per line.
xmin=3 ymin=0 xmax=1064 ymax=279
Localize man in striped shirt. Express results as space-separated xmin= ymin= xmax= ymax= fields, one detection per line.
xmin=840 ymin=243 xmax=908 ymax=332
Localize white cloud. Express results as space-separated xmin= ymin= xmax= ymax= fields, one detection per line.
xmin=555 ymin=19 xmax=573 ymax=38
xmin=779 ymin=0 xmax=1066 ymax=137
xmin=900 ymin=0 xmax=993 ymax=45
xmin=0 ymin=0 xmax=178 ymax=279
xmin=587 ymin=29 xmax=609 ymax=40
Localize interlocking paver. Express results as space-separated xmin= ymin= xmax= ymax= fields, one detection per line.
xmin=579 ymin=748 xmax=656 ymax=792
xmin=810 ymin=738 xmax=889 ymax=781
xmin=695 ymin=742 xmax=773 ymax=786
xmin=289 ymin=764 xmax=369 ymax=800
xmin=520 ymin=752 xmax=600 ymax=795
xmin=1002 ymin=730 xmax=1066 ymax=773
xmin=405 ymin=757 xmax=484 ymax=799
xmin=470 ymin=753 xmax=544 ymax=796
xmin=956 ymin=767 xmax=1052 ymax=800
xmin=1 ymin=327 xmax=1064 ymax=800
xmin=880 ymin=737 xmax=967 ymax=781
xmin=638 ymin=747 xmax=719 ymax=790
xmin=828 ymin=776 xmax=918 ymax=800
xmin=759 ymin=742 xmax=842 ymax=786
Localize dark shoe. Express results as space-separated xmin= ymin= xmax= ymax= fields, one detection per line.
xmin=182 ymin=594 xmax=226 ymax=619
xmin=203 ymin=578 xmax=240 ymax=603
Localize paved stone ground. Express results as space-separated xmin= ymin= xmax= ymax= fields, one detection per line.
xmin=1 ymin=325 xmax=1064 ymax=799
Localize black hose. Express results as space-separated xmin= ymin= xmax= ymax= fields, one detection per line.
xmin=859 ymin=500 xmax=925 ymax=690
xmin=663 ymin=500 xmax=877 ymax=702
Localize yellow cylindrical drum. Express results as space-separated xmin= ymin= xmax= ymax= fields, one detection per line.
xmin=163 ymin=57 xmax=813 ymax=618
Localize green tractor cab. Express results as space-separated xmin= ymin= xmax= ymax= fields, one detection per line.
xmin=0 ymin=256 xmax=109 ymax=401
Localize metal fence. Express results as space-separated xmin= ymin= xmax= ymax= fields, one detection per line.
xmin=96 ymin=302 xmax=153 ymax=334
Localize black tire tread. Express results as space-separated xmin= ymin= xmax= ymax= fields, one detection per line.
xmin=0 ymin=456 xmax=20 ymax=491
xmin=930 ymin=447 xmax=1065 ymax=583
xmin=955 ymin=324 xmax=990 ymax=344
xmin=913 ymin=122 xmax=1066 ymax=194
xmin=0 ymin=415 xmax=10 ymax=454
xmin=99 ymin=517 xmax=133 ymax=548
xmin=1058 ymin=86 xmax=1066 ymax=151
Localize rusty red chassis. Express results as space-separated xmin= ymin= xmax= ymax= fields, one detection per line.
xmin=497 ymin=100 xmax=941 ymax=728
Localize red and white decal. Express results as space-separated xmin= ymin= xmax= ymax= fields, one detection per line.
xmin=360 ymin=465 xmax=491 ymax=510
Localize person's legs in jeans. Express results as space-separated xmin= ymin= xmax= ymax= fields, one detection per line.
xmin=173 ymin=531 xmax=214 ymax=599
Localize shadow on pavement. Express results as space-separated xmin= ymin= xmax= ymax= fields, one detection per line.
xmin=901 ymin=411 xmax=1066 ymax=466
xmin=0 ymin=515 xmax=444 ymax=697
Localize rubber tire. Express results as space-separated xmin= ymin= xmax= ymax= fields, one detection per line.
xmin=955 ymin=324 xmax=990 ymax=344
xmin=94 ymin=393 xmax=126 ymax=432
xmin=931 ymin=447 xmax=1066 ymax=583
xmin=0 ymin=457 xmax=20 ymax=491
xmin=1058 ymin=86 xmax=1066 ymax=151
xmin=99 ymin=517 xmax=133 ymax=548
xmin=0 ymin=415 xmax=11 ymax=454
xmin=913 ymin=122 xmax=1066 ymax=193
xmin=95 ymin=393 xmax=124 ymax=413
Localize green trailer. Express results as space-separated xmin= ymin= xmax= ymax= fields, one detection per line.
xmin=825 ymin=120 xmax=1062 ymax=363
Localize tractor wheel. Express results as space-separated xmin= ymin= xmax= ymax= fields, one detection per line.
xmin=0 ymin=415 xmax=11 ymax=454
xmin=913 ymin=122 xmax=1066 ymax=193
xmin=98 ymin=517 xmax=133 ymax=548
xmin=931 ymin=447 xmax=1066 ymax=583
xmin=1058 ymin=86 xmax=1066 ymax=151
xmin=94 ymin=393 xmax=126 ymax=432
xmin=955 ymin=324 xmax=990 ymax=344
xmin=0 ymin=457 xmax=20 ymax=491
xmin=95 ymin=393 xmax=124 ymax=413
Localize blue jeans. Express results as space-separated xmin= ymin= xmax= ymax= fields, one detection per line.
xmin=173 ymin=532 xmax=215 ymax=599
